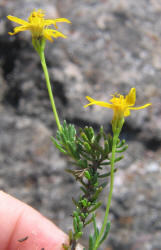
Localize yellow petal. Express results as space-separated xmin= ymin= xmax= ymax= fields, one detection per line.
xmin=85 ymin=96 xmax=113 ymax=108
xmin=43 ymin=29 xmax=67 ymax=42
xmin=7 ymin=15 xmax=29 ymax=25
xmin=42 ymin=30 xmax=54 ymax=42
xmin=45 ymin=18 xmax=71 ymax=29
xmin=86 ymin=96 xmax=97 ymax=102
xmin=45 ymin=20 xmax=58 ymax=29
xmin=84 ymin=100 xmax=113 ymax=109
xmin=125 ymin=88 xmax=136 ymax=106
xmin=30 ymin=9 xmax=45 ymax=18
xmin=129 ymin=103 xmax=151 ymax=110
xmin=46 ymin=18 xmax=71 ymax=24
xmin=51 ymin=30 xmax=67 ymax=38
xmin=8 ymin=25 xmax=29 ymax=35
xmin=55 ymin=18 xmax=71 ymax=23
xmin=124 ymin=109 xmax=130 ymax=117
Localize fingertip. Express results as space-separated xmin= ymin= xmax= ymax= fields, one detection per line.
xmin=0 ymin=191 xmax=68 ymax=250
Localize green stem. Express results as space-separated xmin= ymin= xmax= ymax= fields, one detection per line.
xmin=39 ymin=50 xmax=62 ymax=131
xmin=93 ymin=132 xmax=119 ymax=250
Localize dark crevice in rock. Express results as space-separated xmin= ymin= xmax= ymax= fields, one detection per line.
xmin=0 ymin=24 xmax=23 ymax=107
xmin=115 ymin=196 xmax=130 ymax=210
xmin=113 ymin=11 xmax=129 ymax=24
xmin=66 ymin=117 xmax=101 ymax=131
xmin=109 ymin=241 xmax=132 ymax=250
xmin=0 ymin=32 xmax=21 ymax=79
xmin=109 ymin=207 xmax=121 ymax=220
xmin=121 ymin=123 xmax=141 ymax=141
xmin=121 ymin=124 xmax=161 ymax=151
xmin=29 ymin=60 xmax=68 ymax=106
xmin=3 ymin=83 xmax=22 ymax=108
xmin=143 ymin=137 xmax=161 ymax=151
xmin=51 ymin=80 xmax=68 ymax=106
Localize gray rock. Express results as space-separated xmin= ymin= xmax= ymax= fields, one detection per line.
xmin=0 ymin=0 xmax=161 ymax=249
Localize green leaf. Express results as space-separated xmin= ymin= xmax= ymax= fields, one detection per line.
xmin=75 ymin=231 xmax=83 ymax=240
xmin=80 ymin=186 xmax=87 ymax=194
xmin=89 ymin=235 xmax=94 ymax=250
xmin=89 ymin=127 xmax=95 ymax=141
xmin=81 ymin=199 xmax=88 ymax=207
xmin=104 ymin=140 xmax=109 ymax=155
xmin=79 ymin=151 xmax=93 ymax=161
xmin=72 ymin=198 xmax=78 ymax=206
xmin=92 ymin=213 xmax=99 ymax=237
xmin=97 ymin=165 xmax=103 ymax=170
xmin=68 ymin=124 xmax=74 ymax=138
xmin=117 ymin=139 xmax=125 ymax=148
xmin=74 ymin=211 xmax=79 ymax=221
xmin=67 ymin=141 xmax=78 ymax=159
xmin=92 ymin=173 xmax=98 ymax=184
xmin=77 ymin=159 xmax=88 ymax=168
xmin=84 ymin=126 xmax=92 ymax=140
xmin=107 ymin=133 xmax=113 ymax=151
xmin=98 ymin=169 xmax=117 ymax=178
xmin=78 ymin=221 xmax=83 ymax=231
xmin=91 ymin=187 xmax=103 ymax=201
xmin=61 ymin=132 xmax=68 ymax=145
xmin=84 ymin=170 xmax=91 ymax=180
xmin=94 ymin=132 xmax=101 ymax=144
xmin=100 ymin=161 xmax=111 ymax=166
xmin=56 ymin=129 xmax=61 ymax=141
xmin=115 ymin=155 xmax=124 ymax=162
xmin=98 ymin=221 xmax=111 ymax=246
xmin=69 ymin=229 xmax=73 ymax=241
xmin=80 ymin=132 xmax=89 ymax=142
xmin=88 ymin=202 xmax=102 ymax=213
xmin=73 ymin=217 xmax=78 ymax=233
xmin=87 ymin=201 xmax=91 ymax=206
xmin=73 ymin=210 xmax=78 ymax=217
xmin=80 ymin=212 xmax=86 ymax=220
xmin=84 ymin=216 xmax=93 ymax=226
xmin=100 ymin=181 xmax=108 ymax=189
xmin=84 ymin=142 xmax=91 ymax=152
xmin=98 ymin=172 xmax=110 ymax=178
xmin=51 ymin=137 xmax=67 ymax=154
xmin=116 ymin=145 xmax=128 ymax=153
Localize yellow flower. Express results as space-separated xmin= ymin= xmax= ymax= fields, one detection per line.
xmin=84 ymin=88 xmax=151 ymax=132
xmin=7 ymin=9 xmax=71 ymax=42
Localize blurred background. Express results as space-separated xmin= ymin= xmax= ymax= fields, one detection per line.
xmin=0 ymin=0 xmax=161 ymax=249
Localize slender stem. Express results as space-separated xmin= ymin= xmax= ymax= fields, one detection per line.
xmin=93 ymin=133 xmax=119 ymax=250
xmin=39 ymin=50 xmax=62 ymax=131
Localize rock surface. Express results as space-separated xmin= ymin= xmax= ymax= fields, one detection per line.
xmin=0 ymin=0 xmax=161 ymax=249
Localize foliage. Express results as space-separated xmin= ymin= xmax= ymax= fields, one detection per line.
xmin=52 ymin=121 xmax=127 ymax=249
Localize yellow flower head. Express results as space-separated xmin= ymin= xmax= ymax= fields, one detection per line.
xmin=84 ymin=88 xmax=151 ymax=132
xmin=7 ymin=9 xmax=71 ymax=42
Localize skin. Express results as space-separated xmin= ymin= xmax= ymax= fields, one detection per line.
xmin=0 ymin=191 xmax=68 ymax=250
